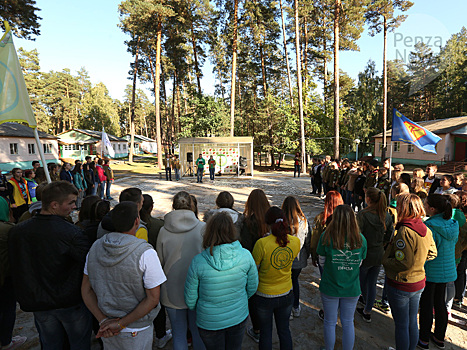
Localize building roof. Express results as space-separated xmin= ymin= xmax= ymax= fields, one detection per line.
xmin=57 ymin=129 xmax=127 ymax=142
xmin=374 ymin=116 xmax=467 ymax=138
xmin=124 ymin=134 xmax=157 ymax=142
xmin=0 ymin=122 xmax=57 ymax=139
xmin=178 ymin=136 xmax=253 ymax=144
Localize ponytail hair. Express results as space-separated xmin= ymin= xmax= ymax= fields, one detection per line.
xmin=426 ymin=194 xmax=452 ymax=220
xmin=363 ymin=187 xmax=388 ymax=229
xmin=265 ymin=206 xmax=290 ymax=247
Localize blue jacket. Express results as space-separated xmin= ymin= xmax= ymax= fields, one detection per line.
xmin=184 ymin=240 xmax=258 ymax=330
xmin=424 ymin=213 xmax=458 ymax=283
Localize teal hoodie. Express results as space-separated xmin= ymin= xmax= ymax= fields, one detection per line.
xmin=184 ymin=240 xmax=258 ymax=330
xmin=424 ymin=213 xmax=458 ymax=283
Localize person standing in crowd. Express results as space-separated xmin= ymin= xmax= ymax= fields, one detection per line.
xmin=165 ymin=153 xmax=172 ymax=181
xmin=356 ymin=188 xmax=393 ymax=323
xmin=156 ymin=191 xmax=206 ymax=350
xmin=0 ymin=169 xmax=10 ymax=201
xmin=309 ymin=158 xmax=318 ymax=194
xmin=418 ymin=194 xmax=459 ymax=349
xmin=96 ymin=159 xmax=106 ymax=199
xmin=337 ymin=160 xmax=350 ymax=200
xmin=90 ymin=162 xmax=100 ymax=196
xmin=240 ymin=189 xmax=270 ymax=343
xmin=139 ymin=194 xmax=173 ymax=348
xmin=353 ymin=167 xmax=366 ymax=211
xmin=293 ymin=152 xmax=302 ymax=178
xmin=282 ymin=196 xmax=311 ymax=319
xmin=208 ymin=155 xmax=216 ymax=181
xmin=0 ymin=196 xmax=27 ymax=349
xmin=251 ymin=206 xmax=300 ymax=350
xmin=7 ymin=168 xmax=31 ymax=222
xmin=48 ymin=163 xmax=60 ymax=182
xmin=411 ymin=177 xmax=428 ymax=200
xmin=24 ymin=169 xmax=38 ymax=203
xmin=312 ymin=159 xmax=324 ymax=197
xmin=97 ymin=188 xmax=148 ymax=241
xmin=424 ymin=164 xmax=440 ymax=195
xmin=103 ymin=159 xmax=114 ymax=200
xmin=364 ymin=159 xmax=379 ymax=191
xmin=195 ymin=154 xmax=205 ymax=183
xmin=82 ymin=202 xmax=166 ymax=350
xmin=434 ymin=175 xmax=458 ymax=195
xmin=382 ymin=193 xmax=437 ymax=350
xmin=376 ymin=167 xmax=391 ymax=200
xmin=204 ymin=191 xmax=244 ymax=238
xmin=8 ymin=181 xmax=92 ymax=349
xmin=344 ymin=162 xmax=358 ymax=209
xmin=82 ymin=163 xmax=95 ymax=196
xmin=454 ymin=191 xmax=467 ymax=307
xmin=317 ymin=205 xmax=367 ymax=350
xmin=32 ymin=160 xmax=40 ymax=171
xmin=184 ymin=212 xmax=258 ymax=350
xmin=59 ymin=162 xmax=73 ymax=183
xmin=173 ymin=155 xmax=181 ymax=181
xmin=72 ymin=163 xmax=87 ymax=210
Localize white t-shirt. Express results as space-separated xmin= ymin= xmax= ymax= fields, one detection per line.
xmin=84 ymin=248 xmax=166 ymax=332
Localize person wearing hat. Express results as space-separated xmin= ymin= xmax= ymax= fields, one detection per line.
xmin=364 ymin=159 xmax=379 ymax=191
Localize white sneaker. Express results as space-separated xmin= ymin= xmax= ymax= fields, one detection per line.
xmin=293 ymin=305 xmax=301 ymax=317
xmin=157 ymin=329 xmax=172 ymax=348
xmin=2 ymin=336 xmax=27 ymax=349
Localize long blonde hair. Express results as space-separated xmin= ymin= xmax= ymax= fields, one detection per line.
xmin=323 ymin=205 xmax=362 ymax=250
xmin=282 ymin=196 xmax=306 ymax=236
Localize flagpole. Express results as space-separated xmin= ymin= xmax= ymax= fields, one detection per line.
xmin=33 ymin=128 xmax=52 ymax=183
xmin=389 ymin=140 xmax=393 ymax=181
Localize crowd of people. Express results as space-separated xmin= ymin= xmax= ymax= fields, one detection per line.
xmin=0 ymin=156 xmax=466 ymax=350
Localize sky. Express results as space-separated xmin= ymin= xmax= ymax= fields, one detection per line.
xmin=13 ymin=0 xmax=467 ymax=101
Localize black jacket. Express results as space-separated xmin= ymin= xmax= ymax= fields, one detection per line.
xmin=8 ymin=214 xmax=90 ymax=312
xmin=423 ymin=175 xmax=441 ymax=195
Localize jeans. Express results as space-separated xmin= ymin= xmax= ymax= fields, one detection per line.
xmin=254 ymin=291 xmax=294 ymax=350
xmin=0 ymin=277 xmax=16 ymax=346
xmin=387 ymin=284 xmax=423 ymax=350
xmin=455 ymin=250 xmax=467 ymax=301
xmin=359 ymin=265 xmax=381 ymax=313
xmin=294 ymin=165 xmax=301 ymax=177
xmin=166 ymin=307 xmax=205 ymax=350
xmin=291 ymin=268 xmax=302 ymax=309
xmin=446 ymin=281 xmax=455 ymax=313
xmin=198 ymin=317 xmax=247 ymax=350
xmin=197 ymin=168 xmax=203 ymax=183
xmin=105 ymin=180 xmax=111 ymax=198
xmin=209 ymin=168 xmax=215 ymax=180
xmin=99 ymin=181 xmax=105 ymax=199
xmin=175 ymin=168 xmax=180 ymax=181
xmin=320 ymin=293 xmax=358 ymax=350
xmin=419 ymin=282 xmax=448 ymax=343
xmin=33 ymin=302 xmax=92 ymax=350
xmin=92 ymin=181 xmax=99 ymax=196
xmin=166 ymin=168 xmax=172 ymax=181
xmin=248 ymin=296 xmax=261 ymax=332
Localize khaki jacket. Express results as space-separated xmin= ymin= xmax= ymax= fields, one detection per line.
xmin=383 ymin=224 xmax=437 ymax=284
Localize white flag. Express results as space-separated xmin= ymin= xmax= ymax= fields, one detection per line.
xmin=102 ymin=128 xmax=115 ymax=158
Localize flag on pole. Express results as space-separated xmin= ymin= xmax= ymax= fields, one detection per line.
xmin=102 ymin=128 xmax=115 ymax=158
xmin=0 ymin=22 xmax=36 ymax=128
xmin=391 ymin=108 xmax=441 ymax=154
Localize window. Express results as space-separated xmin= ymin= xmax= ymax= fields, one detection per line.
xmin=118 ymin=144 xmax=121 ymax=150
xmin=393 ymin=142 xmax=400 ymax=152
xmin=64 ymin=144 xmax=72 ymax=151
xmin=43 ymin=144 xmax=52 ymax=154
xmin=73 ymin=144 xmax=80 ymax=151
xmin=10 ymin=143 xmax=18 ymax=155
xmin=123 ymin=144 xmax=127 ymax=150
xmin=407 ymin=144 xmax=414 ymax=153
xmin=28 ymin=143 xmax=35 ymax=154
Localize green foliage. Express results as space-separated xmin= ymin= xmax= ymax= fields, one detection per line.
xmin=0 ymin=0 xmax=41 ymax=40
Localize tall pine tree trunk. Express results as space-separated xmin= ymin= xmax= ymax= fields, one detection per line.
xmin=191 ymin=22 xmax=202 ymax=94
xmin=129 ymin=37 xmax=140 ymax=163
xmin=333 ymin=0 xmax=340 ymax=159
xmin=259 ymin=42 xmax=274 ymax=168
xmin=382 ymin=17 xmax=388 ymax=160
xmin=229 ymin=0 xmax=239 ymax=136
xmin=279 ymin=0 xmax=294 ymax=108
xmin=294 ymin=0 xmax=306 ymax=172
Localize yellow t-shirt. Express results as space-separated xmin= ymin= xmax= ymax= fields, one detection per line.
xmin=252 ymin=234 xmax=300 ymax=296
xmin=136 ymin=226 xmax=148 ymax=242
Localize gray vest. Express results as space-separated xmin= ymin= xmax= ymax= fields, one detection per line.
xmin=87 ymin=232 xmax=160 ymax=328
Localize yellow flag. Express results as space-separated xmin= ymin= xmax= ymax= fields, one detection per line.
xmin=0 ymin=22 xmax=36 ymax=128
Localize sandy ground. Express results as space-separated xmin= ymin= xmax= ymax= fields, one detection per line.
xmin=11 ymin=172 xmax=467 ymax=349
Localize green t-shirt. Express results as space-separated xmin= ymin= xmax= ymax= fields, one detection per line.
xmin=195 ymin=158 xmax=206 ymax=169
xmin=208 ymin=159 xmax=216 ymax=169
xmin=317 ymin=232 xmax=367 ymax=297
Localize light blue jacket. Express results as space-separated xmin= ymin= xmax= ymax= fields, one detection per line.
xmin=184 ymin=240 xmax=258 ymax=330
xmin=424 ymin=213 xmax=458 ymax=283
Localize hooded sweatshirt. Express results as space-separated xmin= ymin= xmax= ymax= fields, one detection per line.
xmin=156 ymin=209 xmax=205 ymax=309
xmin=87 ymin=232 xmax=162 ymax=328
xmin=184 ymin=241 xmax=258 ymax=330
xmin=383 ymin=218 xmax=438 ymax=292
xmin=424 ymin=213 xmax=459 ymax=283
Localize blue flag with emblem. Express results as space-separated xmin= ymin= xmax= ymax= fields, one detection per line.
xmin=391 ymin=109 xmax=441 ymax=154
